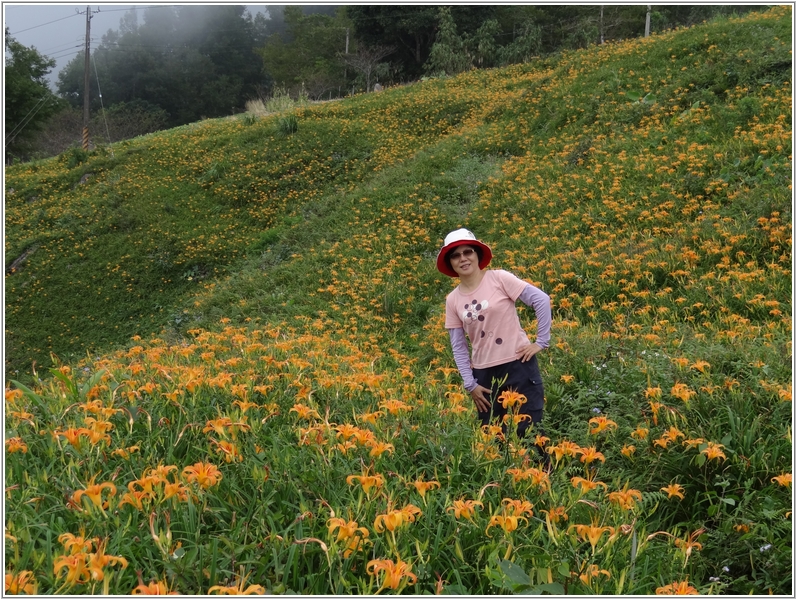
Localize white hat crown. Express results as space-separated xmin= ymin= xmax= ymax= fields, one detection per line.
xmin=443 ymin=228 xmax=477 ymax=246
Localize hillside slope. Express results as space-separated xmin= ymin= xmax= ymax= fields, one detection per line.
xmin=4 ymin=8 xmax=792 ymax=595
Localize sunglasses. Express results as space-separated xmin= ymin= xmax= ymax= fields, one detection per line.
xmin=449 ymin=248 xmax=476 ymax=261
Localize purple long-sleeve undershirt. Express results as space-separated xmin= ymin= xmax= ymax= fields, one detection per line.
xmin=448 ymin=284 xmax=551 ymax=392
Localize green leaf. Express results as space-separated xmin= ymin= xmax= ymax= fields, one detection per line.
xmin=721 ymin=497 xmax=736 ymax=506
xmin=627 ymin=91 xmax=641 ymax=102
xmin=557 ymin=562 xmax=570 ymax=578
xmin=8 ymin=379 xmax=48 ymax=415
xmin=536 ymin=582 xmax=566 ymax=595
xmin=49 ymin=368 xmax=78 ymax=397
xmin=79 ymin=368 xmax=107 ymax=396
xmin=497 ymin=559 xmax=531 ymax=587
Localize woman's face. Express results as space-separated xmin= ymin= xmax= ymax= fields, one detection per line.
xmin=448 ymin=244 xmax=479 ymax=277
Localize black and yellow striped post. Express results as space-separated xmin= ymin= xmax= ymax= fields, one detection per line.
xmin=82 ymin=126 xmax=90 ymax=151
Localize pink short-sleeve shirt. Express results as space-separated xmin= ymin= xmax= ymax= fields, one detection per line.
xmin=444 ymin=269 xmax=531 ymax=369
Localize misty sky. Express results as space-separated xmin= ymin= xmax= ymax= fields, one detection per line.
xmin=4 ymin=3 xmax=272 ymax=88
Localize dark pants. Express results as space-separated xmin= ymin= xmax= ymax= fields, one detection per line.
xmin=473 ymin=356 xmax=548 ymax=463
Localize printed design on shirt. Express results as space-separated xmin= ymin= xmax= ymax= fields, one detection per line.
xmin=461 ymin=299 xmax=504 ymax=345
xmin=462 ymin=299 xmax=488 ymax=323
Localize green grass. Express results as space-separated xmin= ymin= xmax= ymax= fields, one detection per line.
xmin=4 ymin=7 xmax=792 ymax=595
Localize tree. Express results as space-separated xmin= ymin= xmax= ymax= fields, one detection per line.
xmin=425 ymin=7 xmax=470 ymax=76
xmin=339 ymin=45 xmax=395 ymax=92
xmin=347 ymin=6 xmax=496 ymax=80
xmin=496 ymin=20 xmax=542 ymax=66
xmin=258 ymin=6 xmax=352 ymax=99
xmin=5 ymin=28 xmax=62 ymax=160
xmin=56 ymin=6 xmax=267 ymax=127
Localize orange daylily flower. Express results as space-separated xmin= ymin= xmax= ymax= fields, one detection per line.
xmin=661 ymin=483 xmax=685 ymax=500
xmin=577 ymin=446 xmax=606 ymax=464
xmin=5 ymin=570 xmax=36 ymax=594
xmin=506 ymin=467 xmax=550 ymax=491
xmin=644 ymin=387 xmax=662 ymax=399
xmin=446 ymin=499 xmax=483 ymax=521
xmin=132 ymin=579 xmax=178 ymax=594
xmin=366 ymin=440 xmax=395 ymax=457
xmin=53 ymin=554 xmax=91 ymax=586
xmin=607 ymin=484 xmax=643 ymax=510
xmin=502 ymin=497 xmax=534 ymax=516
xmin=346 ymin=471 xmax=385 ymax=496
xmin=6 ymin=437 xmax=27 ymax=454
xmin=163 ymin=481 xmax=190 ymax=502
xmin=649 ymin=528 xmax=705 ymax=567
xmin=335 ymin=423 xmax=361 ymax=441
xmin=86 ymin=540 xmax=128 ymax=582
xmin=486 ymin=514 xmax=528 ymax=536
xmin=208 ymin=573 xmax=265 ymax=595
xmin=498 ymin=389 xmax=527 ymax=409
xmin=379 ymin=399 xmax=412 ymax=415
xmin=182 ymin=462 xmax=223 ymax=489
xmin=367 ymin=558 xmax=416 ymax=592
xmin=571 ymin=473 xmax=608 ymax=493
xmin=547 ymin=439 xmax=581 ymax=462
xmin=327 ymin=518 xmax=369 ymax=557
xmin=374 ymin=504 xmax=422 ymax=532
xmin=541 ymin=506 xmax=568 ymax=524
xmin=53 ymin=427 xmax=91 ymax=451
xmin=409 ymin=478 xmax=441 ymax=498
xmin=681 ymin=438 xmax=704 ymax=449
xmin=72 ymin=477 xmax=117 ymax=510
xmin=621 ymin=444 xmax=636 ymax=457
xmin=656 ymin=580 xmax=699 ymax=595
xmin=576 ymin=563 xmax=611 ymax=585
xmin=534 ymin=434 xmax=550 ymax=447
xmin=701 ymin=441 xmax=727 ymax=462
xmin=569 ymin=519 xmax=616 ymax=551
xmin=212 ymin=439 xmax=244 ymax=463
xmin=358 ymin=410 xmax=385 ymax=425
xmin=118 ymin=489 xmax=152 ymax=511
xmin=630 ymin=426 xmax=649 ymax=440
xmin=588 ymin=416 xmax=618 ymax=435
xmin=670 ymin=383 xmax=696 ymax=403
xmin=289 ymin=403 xmax=320 ymax=420
xmin=771 ymin=473 xmax=791 ymax=487
xmin=58 ymin=532 xmax=95 ymax=555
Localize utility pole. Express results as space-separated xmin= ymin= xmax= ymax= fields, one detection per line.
xmin=82 ymin=6 xmax=93 ymax=150
xmin=600 ymin=6 xmax=605 ymax=45
xmin=645 ymin=5 xmax=651 ymax=37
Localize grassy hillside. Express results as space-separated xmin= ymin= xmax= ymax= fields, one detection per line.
xmin=4 ymin=8 xmax=792 ymax=595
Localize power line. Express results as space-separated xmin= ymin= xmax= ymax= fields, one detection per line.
xmin=7 ymin=5 xmax=178 ymax=37
xmin=8 ymin=12 xmax=80 ymax=35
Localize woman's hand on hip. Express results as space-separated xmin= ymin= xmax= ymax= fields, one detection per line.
xmin=517 ymin=342 xmax=542 ymax=363
xmin=470 ymin=385 xmax=492 ymax=413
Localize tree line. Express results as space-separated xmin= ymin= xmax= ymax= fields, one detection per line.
xmin=5 ymin=4 xmax=763 ymax=162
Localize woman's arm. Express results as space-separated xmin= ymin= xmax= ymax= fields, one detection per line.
xmin=518 ymin=284 xmax=552 ymax=349
xmin=449 ymin=328 xmax=492 ymax=412
xmin=448 ymin=328 xmax=478 ymax=391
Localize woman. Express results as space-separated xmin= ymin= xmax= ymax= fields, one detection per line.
xmin=437 ymin=228 xmax=552 ymax=458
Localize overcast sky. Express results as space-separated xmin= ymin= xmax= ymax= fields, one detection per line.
xmin=4 ymin=3 xmax=271 ymax=88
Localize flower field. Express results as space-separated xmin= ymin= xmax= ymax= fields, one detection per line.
xmin=4 ymin=8 xmax=792 ymax=595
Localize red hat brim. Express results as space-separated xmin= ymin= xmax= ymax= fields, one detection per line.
xmin=436 ymin=239 xmax=492 ymax=277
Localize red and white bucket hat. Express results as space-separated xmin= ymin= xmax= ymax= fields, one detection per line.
xmin=436 ymin=228 xmax=493 ymax=277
